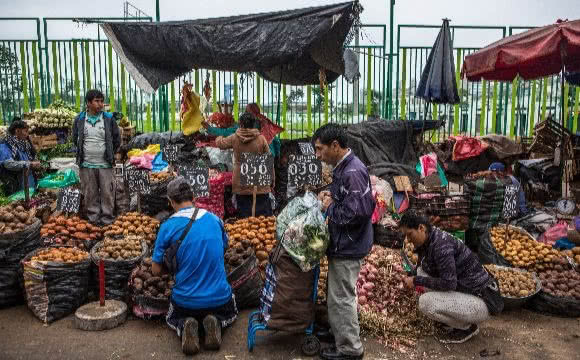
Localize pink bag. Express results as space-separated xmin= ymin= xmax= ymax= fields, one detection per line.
xmin=538 ymin=222 xmax=568 ymax=246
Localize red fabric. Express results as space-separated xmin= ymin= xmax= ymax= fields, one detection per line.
xmin=245 ymin=103 xmax=284 ymax=144
xmin=462 ymin=19 xmax=580 ymax=81
xmin=450 ymin=136 xmax=489 ymax=161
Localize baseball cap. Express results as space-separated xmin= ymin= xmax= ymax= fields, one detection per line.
xmin=167 ymin=176 xmax=192 ymax=198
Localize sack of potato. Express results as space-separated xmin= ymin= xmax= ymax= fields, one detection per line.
xmin=103 ymin=212 xmax=159 ymax=248
xmin=129 ymin=257 xmax=174 ymax=318
xmin=21 ymin=246 xmax=90 ymax=323
xmin=527 ymin=267 xmax=580 ymax=317
xmin=90 ymin=235 xmax=148 ymax=301
xmin=40 ymin=216 xmax=103 ymax=251
xmin=224 ymin=216 xmax=277 ymax=272
xmin=561 ymin=247 xmax=580 ymax=266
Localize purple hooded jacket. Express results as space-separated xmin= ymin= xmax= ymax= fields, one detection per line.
xmin=326 ymin=151 xmax=376 ymax=259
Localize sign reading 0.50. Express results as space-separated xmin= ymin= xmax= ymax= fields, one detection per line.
xmin=240 ymin=153 xmax=274 ymax=187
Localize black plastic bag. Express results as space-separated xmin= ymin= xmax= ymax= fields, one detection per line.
xmin=90 ymin=241 xmax=147 ymax=301
xmin=21 ymin=246 xmax=90 ymax=323
xmin=141 ymin=178 xmax=173 ymax=216
xmin=373 ymin=224 xmax=404 ymax=249
xmin=477 ymin=228 xmax=512 ymax=267
xmin=0 ymin=220 xmax=43 ymax=307
xmin=227 ymin=253 xmax=263 ymax=310
xmin=526 ymin=291 xmax=580 ymax=318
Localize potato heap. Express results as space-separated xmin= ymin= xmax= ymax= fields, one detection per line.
xmin=484 ymin=264 xmax=537 ymax=298
xmin=150 ymin=171 xmax=173 ymax=184
xmin=317 ymin=257 xmax=328 ymax=304
xmin=96 ymin=235 xmax=144 ymax=260
xmin=224 ymin=240 xmax=254 ymax=273
xmin=490 ymin=226 xmax=565 ymax=271
xmin=40 ymin=216 xmax=103 ymax=248
xmin=131 ymin=258 xmax=174 ymax=299
xmin=31 ymin=247 xmax=89 ymax=263
xmin=103 ymin=212 xmax=159 ymax=247
xmin=562 ymin=247 xmax=580 ymax=266
xmin=538 ymin=269 xmax=580 ymax=300
xmin=404 ymin=237 xmax=419 ymax=266
xmin=0 ymin=204 xmax=37 ymax=234
xmin=224 ymin=216 xmax=277 ymax=270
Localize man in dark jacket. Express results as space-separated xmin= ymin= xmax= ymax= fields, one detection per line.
xmin=72 ymin=89 xmax=121 ymax=225
xmin=313 ymin=123 xmax=375 ymax=360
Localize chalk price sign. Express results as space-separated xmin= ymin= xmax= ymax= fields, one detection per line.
xmin=56 ymin=188 xmax=81 ymax=214
xmin=288 ymin=154 xmax=322 ymax=187
xmin=163 ymin=144 xmax=180 ymax=164
xmin=240 ymin=153 xmax=274 ymax=187
xmin=502 ymin=184 xmax=519 ymax=220
xmin=126 ymin=168 xmax=151 ymax=194
xmin=177 ymin=165 xmax=210 ymax=197
xmin=298 ymin=142 xmax=315 ymax=155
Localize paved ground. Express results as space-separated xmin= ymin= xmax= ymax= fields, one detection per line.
xmin=0 ymin=305 xmax=579 ymax=360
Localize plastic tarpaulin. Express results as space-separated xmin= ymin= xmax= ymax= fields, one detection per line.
xmin=101 ymin=2 xmax=362 ymax=93
xmin=450 ymin=136 xmax=489 ymax=161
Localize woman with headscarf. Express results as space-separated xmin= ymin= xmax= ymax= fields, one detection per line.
xmin=0 ymin=119 xmax=41 ymax=194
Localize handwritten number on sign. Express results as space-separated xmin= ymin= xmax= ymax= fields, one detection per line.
xmin=240 ymin=153 xmax=273 ymax=187
xmin=177 ymin=165 xmax=210 ymax=197
xmin=503 ymin=184 xmax=519 ymax=220
xmin=288 ymin=154 xmax=322 ymax=187
xmin=127 ymin=169 xmax=151 ymax=194
xmin=57 ymin=188 xmax=81 ymax=213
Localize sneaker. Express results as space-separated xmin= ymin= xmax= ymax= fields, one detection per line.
xmin=181 ymin=318 xmax=200 ymax=355
xmin=437 ymin=324 xmax=479 ymax=344
xmin=203 ymin=315 xmax=222 ymax=350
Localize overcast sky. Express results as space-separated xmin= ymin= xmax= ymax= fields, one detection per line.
xmin=1 ymin=0 xmax=580 ymax=47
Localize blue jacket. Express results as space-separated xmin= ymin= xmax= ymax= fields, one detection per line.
xmin=0 ymin=142 xmax=36 ymax=194
xmin=326 ymin=152 xmax=375 ymax=259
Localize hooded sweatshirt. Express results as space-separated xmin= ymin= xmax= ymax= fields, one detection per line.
xmin=215 ymin=128 xmax=272 ymax=195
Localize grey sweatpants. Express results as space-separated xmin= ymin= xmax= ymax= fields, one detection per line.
xmin=80 ymin=168 xmax=115 ymax=225
xmin=417 ymin=267 xmax=489 ymax=330
xmin=327 ymin=257 xmax=364 ymax=357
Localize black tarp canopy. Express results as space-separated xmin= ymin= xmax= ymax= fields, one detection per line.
xmin=101 ymin=2 xmax=361 ymax=93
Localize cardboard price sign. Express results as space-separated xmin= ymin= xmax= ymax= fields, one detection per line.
xmin=56 ymin=188 xmax=81 ymax=214
xmin=503 ymin=184 xmax=519 ymax=220
xmin=177 ymin=165 xmax=210 ymax=197
xmin=288 ymin=154 xmax=322 ymax=187
xmin=163 ymin=144 xmax=180 ymax=164
xmin=240 ymin=153 xmax=274 ymax=187
xmin=126 ymin=168 xmax=151 ymax=194
xmin=298 ymin=142 xmax=315 ymax=155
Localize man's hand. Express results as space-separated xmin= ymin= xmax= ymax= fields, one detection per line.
xmin=403 ymin=276 xmax=415 ymax=290
xmin=151 ymin=261 xmax=163 ymax=276
xmin=321 ymin=196 xmax=333 ymax=212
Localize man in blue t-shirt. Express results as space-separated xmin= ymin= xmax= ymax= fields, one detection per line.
xmin=152 ymin=177 xmax=237 ymax=356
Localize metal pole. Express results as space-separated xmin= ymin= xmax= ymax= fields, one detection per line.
xmin=388 ymin=0 xmax=395 ymax=119
xmin=156 ymin=0 xmax=160 ymax=22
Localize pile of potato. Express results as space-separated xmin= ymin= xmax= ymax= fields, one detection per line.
xmin=224 ymin=216 xmax=277 ymax=270
xmin=490 ymin=226 xmax=565 ymax=271
xmin=131 ymin=258 xmax=173 ymax=299
xmin=538 ymin=269 xmax=580 ymax=300
xmin=404 ymin=237 xmax=419 ymax=266
xmin=31 ymin=247 xmax=89 ymax=263
xmin=317 ymin=257 xmax=328 ymax=304
xmin=96 ymin=235 xmax=144 ymax=261
xmin=484 ymin=264 xmax=537 ymax=298
xmin=103 ymin=212 xmax=159 ymax=247
xmin=0 ymin=204 xmax=37 ymax=234
xmin=562 ymin=247 xmax=580 ymax=266
xmin=150 ymin=171 xmax=173 ymax=184
xmin=224 ymin=240 xmax=255 ymax=273
xmin=40 ymin=216 xmax=103 ymax=248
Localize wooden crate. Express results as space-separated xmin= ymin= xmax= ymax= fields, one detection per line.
xmin=30 ymin=134 xmax=58 ymax=150
xmin=120 ymin=126 xmax=135 ymax=147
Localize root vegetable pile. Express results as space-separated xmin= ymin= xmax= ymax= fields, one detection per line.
xmin=224 ymin=216 xmax=276 ymax=271
xmin=31 ymin=247 xmax=89 ymax=263
xmin=317 ymin=257 xmax=328 ymax=304
xmin=104 ymin=212 xmax=159 ymax=247
xmin=562 ymin=247 xmax=580 ymax=266
xmin=40 ymin=216 xmax=103 ymax=249
xmin=403 ymin=238 xmax=418 ymax=265
xmin=224 ymin=239 xmax=255 ymax=273
xmin=131 ymin=258 xmax=174 ymax=299
xmin=96 ymin=235 xmax=144 ymax=260
xmin=0 ymin=204 xmax=36 ymax=234
xmin=484 ymin=264 xmax=537 ymax=298
xmin=150 ymin=171 xmax=174 ymax=184
xmin=358 ymin=246 xmax=433 ymax=352
xmin=538 ymin=269 xmax=580 ymax=299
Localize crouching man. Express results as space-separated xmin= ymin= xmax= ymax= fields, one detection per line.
xmin=152 ymin=177 xmax=237 ymax=355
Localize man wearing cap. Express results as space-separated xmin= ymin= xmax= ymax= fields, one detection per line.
xmin=151 ymin=177 xmax=237 ymax=356
xmin=489 ymin=162 xmax=529 ymax=217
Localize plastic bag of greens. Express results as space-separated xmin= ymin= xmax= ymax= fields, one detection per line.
xmin=8 ymin=188 xmax=36 ymax=202
xmin=37 ymin=169 xmax=79 ymax=189
xmin=278 ymin=192 xmax=329 ymax=272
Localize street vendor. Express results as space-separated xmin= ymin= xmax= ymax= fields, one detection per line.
xmin=72 ymin=89 xmax=121 ymax=225
xmin=215 ymin=112 xmax=273 ymax=218
xmin=313 ymin=123 xmax=375 ymax=360
xmin=151 ymin=177 xmax=237 ymax=356
xmin=204 ymin=103 xmax=282 ymax=157
xmin=489 ymin=162 xmax=529 ymax=217
xmin=0 ymin=119 xmax=42 ymax=195
xmin=398 ymin=212 xmax=503 ymax=344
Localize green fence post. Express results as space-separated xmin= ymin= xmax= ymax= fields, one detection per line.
xmin=256 ymin=75 xmax=261 ymax=110
xmin=145 ymin=102 xmax=152 ymax=132
xmin=51 ymin=42 xmax=60 ymax=101
xmin=573 ymin=87 xmax=579 ymax=134
xmin=281 ymin=85 xmax=287 ymax=138
xmin=307 ymin=85 xmax=312 ymax=136
xmin=432 ymin=103 xmax=439 ymax=141
xmin=31 ymin=42 xmax=40 ymax=109
xmin=563 ymin=82 xmax=570 ymax=129
xmin=0 ymin=104 xmax=3 ymax=125
xmin=491 ymin=81 xmax=498 ymax=134
xmin=212 ymin=71 xmax=217 ymax=113
xmin=453 ymin=49 xmax=462 ymax=135
xmin=73 ymin=41 xmax=81 ymax=112
xmin=366 ymin=47 xmax=372 ymax=116
xmin=233 ymin=72 xmax=239 ymax=121
xmin=400 ymin=48 xmax=407 ymax=120
xmin=480 ymin=79 xmax=487 ymax=135
xmin=19 ymin=43 xmax=29 ymax=113
xmin=194 ymin=69 xmax=199 ymax=93
xmin=107 ymin=42 xmax=115 ymax=111
xmin=541 ymin=77 xmax=548 ymax=121
xmin=170 ymin=80 xmax=176 ymax=130
xmin=529 ymin=80 xmax=537 ymax=136
xmin=121 ymin=64 xmax=127 ymax=115
xmin=510 ymin=76 xmax=518 ymax=137
xmin=324 ymin=85 xmax=329 ymax=124
xmin=84 ymin=41 xmax=92 ymax=89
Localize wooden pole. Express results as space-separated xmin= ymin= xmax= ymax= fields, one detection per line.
xmin=23 ymin=168 xmax=30 ymax=204
xmin=252 ymin=186 xmax=257 ymax=217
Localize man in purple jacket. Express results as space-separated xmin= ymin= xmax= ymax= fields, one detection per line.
xmin=313 ymin=123 xmax=375 ymax=360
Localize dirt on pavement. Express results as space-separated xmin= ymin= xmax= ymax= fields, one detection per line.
xmin=0 ymin=305 xmax=578 ymax=360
